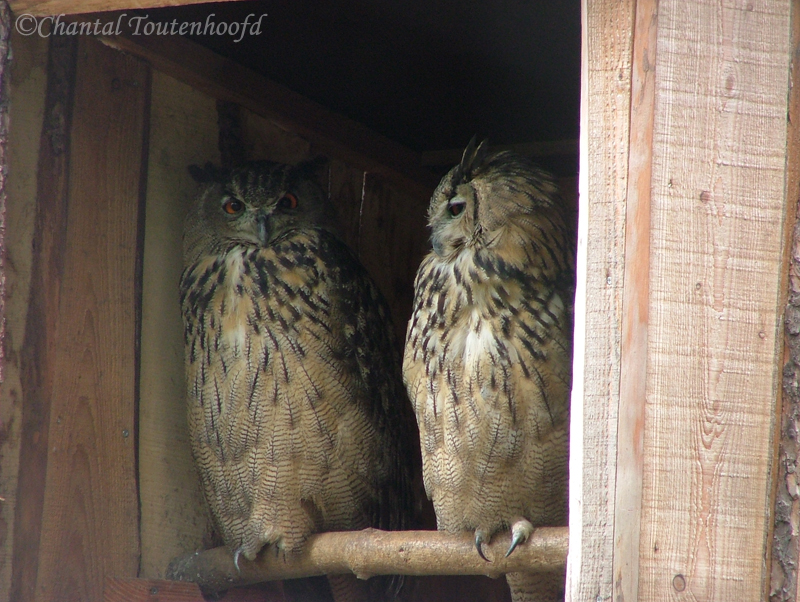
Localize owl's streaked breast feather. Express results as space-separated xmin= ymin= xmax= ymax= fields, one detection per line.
xmin=183 ymin=213 xmax=413 ymax=571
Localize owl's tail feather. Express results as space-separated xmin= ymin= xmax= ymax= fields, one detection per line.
xmin=506 ymin=570 xmax=565 ymax=602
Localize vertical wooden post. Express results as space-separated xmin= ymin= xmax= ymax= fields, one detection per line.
xmin=639 ymin=2 xmax=791 ymax=600
xmin=29 ymin=37 xmax=150 ymax=602
xmin=613 ymin=0 xmax=657 ymax=600
xmin=566 ymin=0 xmax=635 ymax=600
xmin=0 ymin=0 xmax=9 ymax=383
xmin=772 ymin=3 xmax=800 ymax=601
xmin=1 ymin=30 xmax=49 ymax=602
xmin=11 ymin=34 xmax=78 ymax=602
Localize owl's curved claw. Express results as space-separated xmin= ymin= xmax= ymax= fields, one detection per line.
xmin=475 ymin=530 xmax=490 ymax=562
xmin=233 ymin=548 xmax=243 ymax=574
xmin=505 ymin=530 xmax=525 ymax=557
xmin=505 ymin=518 xmax=534 ymax=558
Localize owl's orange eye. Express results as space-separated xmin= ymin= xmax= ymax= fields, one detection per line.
xmin=278 ymin=193 xmax=298 ymax=210
xmin=222 ymin=198 xmax=244 ymax=215
xmin=447 ymin=199 xmax=466 ymax=217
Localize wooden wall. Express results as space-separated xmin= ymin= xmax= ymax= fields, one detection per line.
xmin=0 ymin=28 xmax=48 ymax=602
xmin=567 ymin=1 xmax=795 ymax=601
xmin=2 ymin=27 xmax=521 ymax=602
xmin=6 ymin=36 xmax=150 ymax=602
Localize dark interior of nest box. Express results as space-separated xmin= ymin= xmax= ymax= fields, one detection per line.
xmin=126 ymin=0 xmax=581 ymax=177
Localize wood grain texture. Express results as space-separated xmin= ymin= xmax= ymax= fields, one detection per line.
xmin=359 ymin=173 xmax=432 ymax=347
xmin=639 ymin=1 xmax=791 ymax=600
xmin=8 ymin=0 xmax=241 ymax=17
xmin=239 ymin=107 xmax=311 ymax=165
xmin=772 ymin=3 xmax=800 ymax=601
xmin=0 ymin=27 xmax=48 ymax=602
xmin=614 ymin=1 xmax=657 ymax=600
xmin=566 ymin=0 xmax=634 ymax=600
xmin=326 ymin=159 xmax=364 ymax=255
xmin=166 ymin=528 xmax=569 ymax=592
xmin=32 ymin=37 xmax=149 ymax=602
xmin=104 ymin=578 xmax=282 ymax=602
xmin=10 ymin=34 xmax=78 ymax=602
xmin=138 ymin=71 xmax=219 ymax=580
xmin=95 ymin=30 xmax=438 ymax=197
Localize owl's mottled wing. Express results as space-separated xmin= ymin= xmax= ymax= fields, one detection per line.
xmin=182 ymin=230 xmax=412 ymax=561
xmin=403 ymin=244 xmax=572 ymax=535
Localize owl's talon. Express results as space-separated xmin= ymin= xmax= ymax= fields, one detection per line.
xmin=233 ymin=549 xmax=243 ymax=574
xmin=505 ymin=518 xmax=534 ymax=558
xmin=505 ymin=531 xmax=524 ymax=557
xmin=475 ymin=530 xmax=491 ymax=562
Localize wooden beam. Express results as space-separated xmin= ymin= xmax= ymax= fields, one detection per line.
xmin=638 ymin=2 xmax=791 ymax=600
xmin=92 ymin=25 xmax=438 ymax=197
xmin=612 ymin=0 xmax=657 ymax=600
xmin=8 ymin=0 xmax=243 ymax=17
xmin=166 ymin=528 xmax=569 ymax=595
xmin=771 ymin=1 xmax=800 ymax=600
xmin=565 ymin=0 xmax=635 ymax=600
xmin=0 ymin=29 xmax=49 ymax=602
xmin=10 ymin=34 xmax=78 ymax=602
xmin=31 ymin=36 xmax=150 ymax=601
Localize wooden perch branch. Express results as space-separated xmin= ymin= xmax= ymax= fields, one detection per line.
xmin=167 ymin=527 xmax=568 ymax=594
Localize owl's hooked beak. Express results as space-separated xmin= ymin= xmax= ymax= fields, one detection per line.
xmin=256 ymin=212 xmax=271 ymax=247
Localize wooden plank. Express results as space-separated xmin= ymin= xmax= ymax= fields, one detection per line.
xmin=326 ymin=160 xmax=364 ymax=255
xmin=10 ymin=34 xmax=78 ymax=602
xmin=138 ymin=71 xmax=219 ymax=580
xmin=32 ymin=36 xmax=149 ymax=602
xmin=639 ymin=2 xmax=791 ymax=600
xmin=240 ymin=107 xmax=311 ymax=165
xmin=8 ymin=0 xmax=243 ymax=17
xmin=359 ymin=173 xmax=431 ymax=347
xmin=95 ymin=30 xmax=439 ymax=197
xmin=772 ymin=2 xmax=800 ymax=600
xmin=0 ymin=18 xmax=46 ymax=602
xmin=612 ymin=1 xmax=657 ymax=600
xmin=565 ymin=0 xmax=635 ymax=600
xmin=104 ymin=578 xmax=281 ymax=602
xmin=0 ymin=0 xmax=9 ymax=387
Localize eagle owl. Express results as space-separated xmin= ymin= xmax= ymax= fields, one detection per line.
xmin=403 ymin=140 xmax=573 ymax=601
xmin=180 ymin=160 xmax=414 ymax=600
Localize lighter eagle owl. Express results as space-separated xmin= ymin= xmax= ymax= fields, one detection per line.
xmin=403 ymin=140 xmax=573 ymax=601
xmin=180 ymin=160 xmax=414 ymax=599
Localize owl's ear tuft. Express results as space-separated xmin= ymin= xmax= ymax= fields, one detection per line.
xmin=188 ymin=162 xmax=230 ymax=184
xmin=456 ymin=137 xmax=489 ymax=184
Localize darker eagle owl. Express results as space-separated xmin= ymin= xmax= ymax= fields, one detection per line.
xmin=403 ymin=140 xmax=573 ymax=602
xmin=180 ymin=160 xmax=414 ymax=600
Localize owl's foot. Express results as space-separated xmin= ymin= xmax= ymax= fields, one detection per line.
xmin=475 ymin=529 xmax=491 ymax=562
xmin=505 ymin=518 xmax=534 ymax=558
